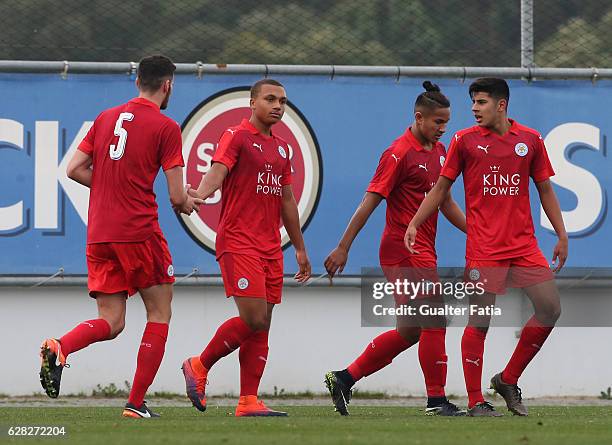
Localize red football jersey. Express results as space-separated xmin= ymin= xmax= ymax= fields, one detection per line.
xmin=78 ymin=97 xmax=184 ymax=244
xmin=367 ymin=128 xmax=446 ymax=265
xmin=213 ymin=119 xmax=293 ymax=260
xmin=441 ymin=119 xmax=555 ymax=260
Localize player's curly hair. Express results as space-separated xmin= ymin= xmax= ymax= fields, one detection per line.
xmin=414 ymin=81 xmax=450 ymax=112
xmin=137 ymin=55 xmax=176 ymax=92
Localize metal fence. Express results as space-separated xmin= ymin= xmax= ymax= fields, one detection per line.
xmin=0 ymin=0 xmax=610 ymax=68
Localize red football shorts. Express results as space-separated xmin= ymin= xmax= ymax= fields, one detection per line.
xmin=381 ymin=256 xmax=439 ymax=305
xmin=218 ymin=253 xmax=283 ymax=304
xmin=86 ymin=231 xmax=175 ymax=298
xmin=464 ymin=250 xmax=554 ymax=295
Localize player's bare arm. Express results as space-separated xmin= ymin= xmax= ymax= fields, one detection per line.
xmin=324 ymin=192 xmax=383 ymax=277
xmin=189 ymin=162 xmax=229 ymax=200
xmin=439 ymin=191 xmax=467 ymax=233
xmin=66 ymin=150 xmax=93 ymax=188
xmin=535 ymin=179 xmax=568 ymax=272
xmin=405 ymin=176 xmax=454 ymax=253
xmin=164 ymin=166 xmax=203 ymax=215
xmin=280 ymin=184 xmax=311 ymax=283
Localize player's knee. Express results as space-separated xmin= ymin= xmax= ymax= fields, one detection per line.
xmin=550 ymin=305 xmax=561 ymax=323
xmin=147 ymin=309 xmax=171 ymax=324
xmin=108 ymin=319 xmax=125 ymax=339
xmin=397 ymin=326 xmax=421 ymax=344
xmin=252 ymin=318 xmax=271 ymax=331
xmin=539 ymin=304 xmax=561 ymax=325
xmin=469 ymin=325 xmax=489 ymax=336
xmin=243 ymin=314 xmax=270 ymax=331
xmin=144 ymin=301 xmax=172 ymax=324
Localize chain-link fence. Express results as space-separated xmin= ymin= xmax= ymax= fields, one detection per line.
xmin=0 ymin=0 xmax=609 ymax=67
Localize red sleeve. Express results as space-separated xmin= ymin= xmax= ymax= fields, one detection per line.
xmin=281 ymin=152 xmax=292 ymax=186
xmin=366 ymin=148 xmax=405 ymax=198
xmin=78 ymin=120 xmax=96 ymax=155
xmin=530 ymin=134 xmax=555 ymax=183
xmin=440 ymin=133 xmax=464 ymax=180
xmin=212 ymin=130 xmax=241 ymax=171
xmin=159 ymin=121 xmax=184 ymax=171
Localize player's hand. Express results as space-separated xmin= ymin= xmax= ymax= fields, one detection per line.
xmin=552 ymin=236 xmax=568 ymax=273
xmin=189 ymin=195 xmax=204 ymax=213
xmin=176 ymin=199 xmax=193 ymax=215
xmin=178 ymin=194 xmax=204 ymax=215
xmin=404 ymin=224 xmax=420 ymax=254
xmin=187 ymin=187 xmax=204 ymax=200
xmin=324 ymin=246 xmax=348 ymax=278
xmin=294 ymin=249 xmax=311 ymax=283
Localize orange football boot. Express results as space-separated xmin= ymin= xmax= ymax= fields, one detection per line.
xmin=39 ymin=338 xmax=68 ymax=398
xmin=181 ymin=356 xmax=208 ymax=412
xmin=235 ymin=395 xmax=287 ymax=417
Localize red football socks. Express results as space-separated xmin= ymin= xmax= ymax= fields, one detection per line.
xmin=462 ymin=326 xmax=487 ymax=408
xmin=59 ymin=318 xmax=111 ymax=357
xmin=347 ymin=329 xmax=415 ymax=381
xmin=419 ymin=328 xmax=447 ymax=397
xmin=128 ymin=322 xmax=168 ymax=407
xmin=199 ymin=317 xmax=254 ymax=370
xmin=502 ymin=316 xmax=553 ymax=385
xmin=239 ymin=329 xmax=269 ymax=396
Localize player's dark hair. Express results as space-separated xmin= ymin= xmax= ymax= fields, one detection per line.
xmin=251 ymin=79 xmax=284 ymax=98
xmin=469 ymin=77 xmax=510 ymax=102
xmin=137 ymin=55 xmax=176 ymax=92
xmin=414 ymin=81 xmax=450 ymax=112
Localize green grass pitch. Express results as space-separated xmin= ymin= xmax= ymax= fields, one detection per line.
xmin=1 ymin=406 xmax=610 ymax=445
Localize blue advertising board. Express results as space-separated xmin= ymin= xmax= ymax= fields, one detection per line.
xmin=0 ymin=74 xmax=610 ymax=275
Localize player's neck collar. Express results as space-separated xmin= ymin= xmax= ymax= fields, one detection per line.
xmin=131 ymin=97 xmax=160 ymax=110
xmin=478 ymin=118 xmax=519 ymax=137
xmin=242 ymin=118 xmax=274 ymax=139
xmin=404 ymin=127 xmax=427 ymax=152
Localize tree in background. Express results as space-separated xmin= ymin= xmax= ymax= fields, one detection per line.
xmin=0 ymin=0 xmax=608 ymax=68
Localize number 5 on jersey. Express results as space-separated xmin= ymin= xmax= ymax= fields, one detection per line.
xmin=110 ymin=112 xmax=134 ymax=160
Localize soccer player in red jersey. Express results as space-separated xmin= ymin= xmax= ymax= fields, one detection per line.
xmin=405 ymin=78 xmax=567 ymax=417
xmin=181 ymin=79 xmax=312 ymax=417
xmin=38 ymin=55 xmax=203 ymax=418
xmin=323 ymin=82 xmax=467 ymax=416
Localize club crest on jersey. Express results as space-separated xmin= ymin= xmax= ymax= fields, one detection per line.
xmin=515 ymin=142 xmax=528 ymax=157
xmin=167 ymin=265 xmax=174 ymax=277
xmin=179 ymin=87 xmax=322 ymax=254
xmin=238 ymin=277 xmax=249 ymax=290
xmin=439 ymin=155 xmax=445 ymax=167
xmin=469 ymin=269 xmax=480 ymax=281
